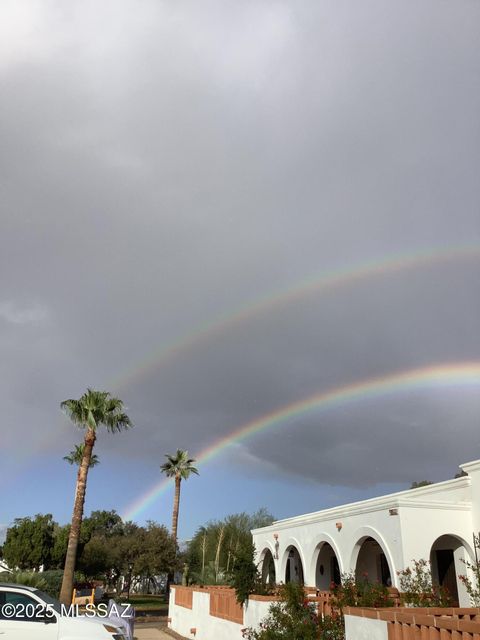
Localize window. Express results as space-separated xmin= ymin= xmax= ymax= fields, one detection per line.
xmin=0 ymin=591 xmax=53 ymax=622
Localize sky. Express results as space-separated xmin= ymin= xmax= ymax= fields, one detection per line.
xmin=1 ymin=0 xmax=479 ymax=541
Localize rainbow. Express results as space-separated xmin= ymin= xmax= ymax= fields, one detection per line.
xmin=121 ymin=361 xmax=480 ymax=521
xmin=111 ymin=244 xmax=480 ymax=391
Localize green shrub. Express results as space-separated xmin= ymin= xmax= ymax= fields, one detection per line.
xmin=459 ymin=535 xmax=480 ymax=606
xmin=0 ymin=569 xmax=65 ymax=599
xmin=397 ymin=560 xmax=453 ymax=607
xmin=241 ymin=582 xmax=344 ymax=640
xmin=231 ymin=539 xmax=258 ymax=605
xmin=332 ymin=572 xmax=393 ymax=610
xmin=37 ymin=570 xmax=65 ymax=599
xmin=0 ymin=571 xmax=48 ymax=592
xmin=230 ymin=540 xmax=275 ymax=605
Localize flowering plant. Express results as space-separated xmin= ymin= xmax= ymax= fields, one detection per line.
xmin=397 ymin=559 xmax=452 ymax=607
xmin=332 ymin=572 xmax=393 ymax=610
xmin=458 ymin=534 xmax=480 ymax=606
xmin=241 ymin=582 xmax=344 ymax=640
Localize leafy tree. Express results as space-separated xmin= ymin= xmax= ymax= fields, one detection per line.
xmin=248 ymin=507 xmax=276 ymax=530
xmin=2 ymin=515 xmax=55 ymax=570
xmin=410 ymin=480 xmax=433 ymax=489
xmin=59 ymin=389 xmax=132 ymax=605
xmin=133 ymin=522 xmax=177 ymax=578
xmin=187 ymin=509 xmax=275 ymax=585
xmin=160 ymin=449 xmax=198 ymax=543
xmin=231 ymin=537 xmax=259 ymax=605
xmin=64 ymin=443 xmax=100 ymax=467
xmin=100 ymin=521 xmax=177 ymax=592
xmin=81 ymin=510 xmax=123 ymax=541
xmin=50 ymin=524 xmax=70 ymax=569
xmin=49 ymin=511 xmax=121 ymax=572
xmin=78 ymin=536 xmax=114 ymax=581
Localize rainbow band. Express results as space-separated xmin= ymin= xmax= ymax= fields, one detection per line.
xmin=121 ymin=361 xmax=480 ymax=520
xmin=112 ymin=244 xmax=480 ymax=390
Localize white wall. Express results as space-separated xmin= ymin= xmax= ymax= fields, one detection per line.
xmin=252 ymin=462 xmax=478 ymax=604
xmin=460 ymin=460 xmax=480 ymax=532
xmin=168 ymin=588 xmax=272 ymax=640
xmin=344 ymin=615 xmax=387 ymax=640
xmin=254 ymin=506 xmax=403 ymax=587
xmin=244 ymin=599 xmax=274 ymax=630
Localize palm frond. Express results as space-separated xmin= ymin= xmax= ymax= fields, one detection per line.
xmin=160 ymin=449 xmax=199 ymax=479
xmin=61 ymin=389 xmax=133 ymax=434
xmin=63 ymin=444 xmax=100 ymax=467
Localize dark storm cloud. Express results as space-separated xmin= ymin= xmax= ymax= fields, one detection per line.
xmin=1 ymin=1 xmax=479 ymax=490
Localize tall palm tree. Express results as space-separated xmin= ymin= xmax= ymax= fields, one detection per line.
xmin=160 ymin=449 xmax=198 ymax=544
xmin=59 ymin=389 xmax=132 ymax=605
xmin=63 ymin=443 xmax=100 ymax=467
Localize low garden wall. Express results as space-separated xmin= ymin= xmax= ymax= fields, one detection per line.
xmin=170 ymin=588 xmax=480 ymax=639
xmin=168 ymin=586 xmax=275 ymax=640
xmin=344 ymin=606 xmax=480 ymax=640
xmin=169 ymin=586 xmax=335 ymax=639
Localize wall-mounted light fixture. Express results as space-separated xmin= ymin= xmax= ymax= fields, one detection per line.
xmin=389 ymin=508 xmax=398 ymax=516
xmin=336 ymin=522 xmax=343 ymax=531
xmin=273 ymin=533 xmax=279 ymax=559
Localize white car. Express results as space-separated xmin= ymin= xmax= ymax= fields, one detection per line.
xmin=0 ymin=583 xmax=127 ymax=639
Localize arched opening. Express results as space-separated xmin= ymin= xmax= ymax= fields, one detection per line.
xmin=261 ymin=549 xmax=276 ymax=584
xmin=314 ymin=542 xmax=341 ymax=590
xmin=284 ymin=545 xmax=304 ymax=584
xmin=355 ymin=536 xmax=392 ymax=586
xmin=430 ymin=535 xmax=472 ymax=606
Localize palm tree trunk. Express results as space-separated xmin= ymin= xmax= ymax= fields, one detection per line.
xmin=59 ymin=428 xmax=96 ymax=605
xmin=171 ymin=474 xmax=181 ymax=543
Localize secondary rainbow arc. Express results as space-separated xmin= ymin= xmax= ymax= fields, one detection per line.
xmin=110 ymin=243 xmax=480 ymax=391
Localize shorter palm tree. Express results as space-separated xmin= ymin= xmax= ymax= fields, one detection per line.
xmin=160 ymin=449 xmax=199 ymax=544
xmin=64 ymin=444 xmax=100 ymax=467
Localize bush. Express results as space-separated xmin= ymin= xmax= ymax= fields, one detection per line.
xmin=459 ymin=535 xmax=480 ymax=606
xmin=0 ymin=569 xmax=67 ymax=599
xmin=332 ymin=573 xmax=393 ymax=610
xmin=0 ymin=571 xmax=48 ymax=592
xmin=230 ymin=540 xmax=275 ymax=605
xmin=397 ymin=560 xmax=453 ymax=607
xmin=241 ymin=582 xmax=344 ymax=640
xmin=231 ymin=539 xmax=258 ymax=605
xmin=37 ymin=570 xmax=65 ymax=599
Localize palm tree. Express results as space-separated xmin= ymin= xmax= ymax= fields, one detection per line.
xmin=63 ymin=443 xmax=100 ymax=467
xmin=160 ymin=449 xmax=199 ymax=544
xmin=59 ymin=389 xmax=132 ymax=605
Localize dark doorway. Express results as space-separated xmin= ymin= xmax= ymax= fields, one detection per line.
xmin=380 ymin=553 xmax=391 ymax=586
xmin=435 ymin=549 xmax=459 ymax=605
xmin=331 ymin=555 xmax=341 ymax=586
xmin=356 ymin=537 xmax=391 ymax=586
xmin=261 ymin=549 xmax=276 ymax=584
xmin=285 ymin=546 xmax=304 ymax=585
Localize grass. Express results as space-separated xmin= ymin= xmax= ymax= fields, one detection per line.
xmin=119 ymin=594 xmax=168 ymax=612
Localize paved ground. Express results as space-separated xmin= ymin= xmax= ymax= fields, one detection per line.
xmin=135 ymin=624 xmax=185 ymax=640
xmin=135 ymin=628 xmax=171 ymax=639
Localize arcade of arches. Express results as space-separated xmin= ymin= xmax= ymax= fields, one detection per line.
xmin=260 ymin=533 xmax=472 ymax=602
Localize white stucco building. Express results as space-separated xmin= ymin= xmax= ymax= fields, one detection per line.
xmin=252 ymin=459 xmax=480 ymax=606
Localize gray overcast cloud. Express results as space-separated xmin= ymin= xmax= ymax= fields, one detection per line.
xmin=1 ymin=0 xmax=479 ymax=511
